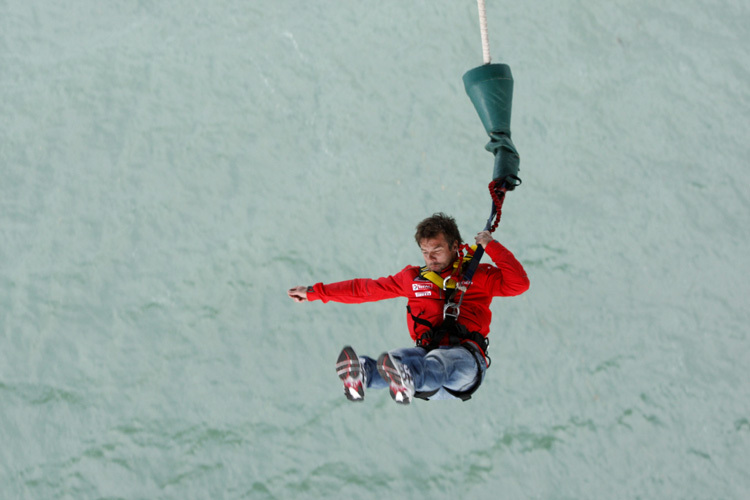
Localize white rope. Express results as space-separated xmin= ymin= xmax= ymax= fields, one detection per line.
xmin=476 ymin=0 xmax=491 ymax=64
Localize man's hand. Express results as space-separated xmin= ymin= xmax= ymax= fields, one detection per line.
xmin=475 ymin=231 xmax=494 ymax=247
xmin=287 ymin=286 xmax=309 ymax=303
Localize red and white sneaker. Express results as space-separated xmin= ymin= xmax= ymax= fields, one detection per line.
xmin=377 ymin=352 xmax=415 ymax=405
xmin=335 ymin=346 xmax=365 ymax=402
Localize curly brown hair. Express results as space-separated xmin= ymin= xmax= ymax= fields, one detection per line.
xmin=414 ymin=213 xmax=463 ymax=248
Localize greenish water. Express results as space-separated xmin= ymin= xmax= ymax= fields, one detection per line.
xmin=2 ymin=1 xmax=749 ymax=498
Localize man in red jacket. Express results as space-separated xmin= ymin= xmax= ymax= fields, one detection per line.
xmin=287 ymin=213 xmax=529 ymax=404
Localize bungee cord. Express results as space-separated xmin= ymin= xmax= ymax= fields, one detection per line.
xmin=476 ymin=0 xmax=492 ymax=64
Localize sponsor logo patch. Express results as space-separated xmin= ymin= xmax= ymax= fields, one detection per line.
xmin=412 ymin=283 xmax=432 ymax=291
xmin=415 ymin=291 xmax=432 ymax=297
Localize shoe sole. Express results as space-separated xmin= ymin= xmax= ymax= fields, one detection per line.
xmin=336 ymin=346 xmax=365 ymax=402
xmin=377 ymin=353 xmax=412 ymax=405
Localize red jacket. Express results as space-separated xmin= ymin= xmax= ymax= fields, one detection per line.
xmin=308 ymin=240 xmax=529 ymax=343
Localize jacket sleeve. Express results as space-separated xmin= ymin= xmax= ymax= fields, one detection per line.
xmin=307 ymin=266 xmax=411 ymax=304
xmin=481 ymin=240 xmax=530 ymax=297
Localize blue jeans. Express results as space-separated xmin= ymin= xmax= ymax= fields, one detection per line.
xmin=361 ymin=345 xmax=487 ymax=401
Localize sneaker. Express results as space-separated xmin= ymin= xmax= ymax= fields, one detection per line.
xmin=377 ymin=352 xmax=415 ymax=405
xmin=335 ymin=346 xmax=365 ymax=402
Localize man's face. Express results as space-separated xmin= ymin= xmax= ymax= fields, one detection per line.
xmin=419 ymin=233 xmax=458 ymax=272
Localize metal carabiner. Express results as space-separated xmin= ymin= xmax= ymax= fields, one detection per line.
xmin=442 ymin=276 xmax=454 ymax=290
xmin=443 ymin=302 xmax=460 ymax=320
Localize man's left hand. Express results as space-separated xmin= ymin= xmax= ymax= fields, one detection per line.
xmin=475 ymin=231 xmax=494 ymax=247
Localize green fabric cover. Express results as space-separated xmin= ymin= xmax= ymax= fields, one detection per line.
xmin=463 ymin=64 xmax=521 ymax=186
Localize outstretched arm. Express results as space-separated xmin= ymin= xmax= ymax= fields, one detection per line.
xmin=287 ymin=269 xmax=411 ymax=305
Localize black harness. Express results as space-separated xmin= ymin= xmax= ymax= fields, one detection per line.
xmin=407 ymin=276 xmax=491 ymax=401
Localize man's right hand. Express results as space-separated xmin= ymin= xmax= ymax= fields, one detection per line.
xmin=475 ymin=231 xmax=495 ymax=248
xmin=287 ymin=286 xmax=309 ymax=303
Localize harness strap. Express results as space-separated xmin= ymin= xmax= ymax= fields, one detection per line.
xmin=418 ymin=246 xmax=476 ymax=291
xmin=406 ymin=304 xmax=434 ymax=331
xmin=408 ymin=256 xmax=492 ymax=401
xmin=410 ymin=314 xmax=490 ymax=402
xmin=420 ymin=268 xmax=457 ymax=289
xmin=407 ymin=301 xmax=490 ymax=365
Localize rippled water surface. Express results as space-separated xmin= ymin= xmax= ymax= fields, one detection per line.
xmin=2 ymin=1 xmax=749 ymax=498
